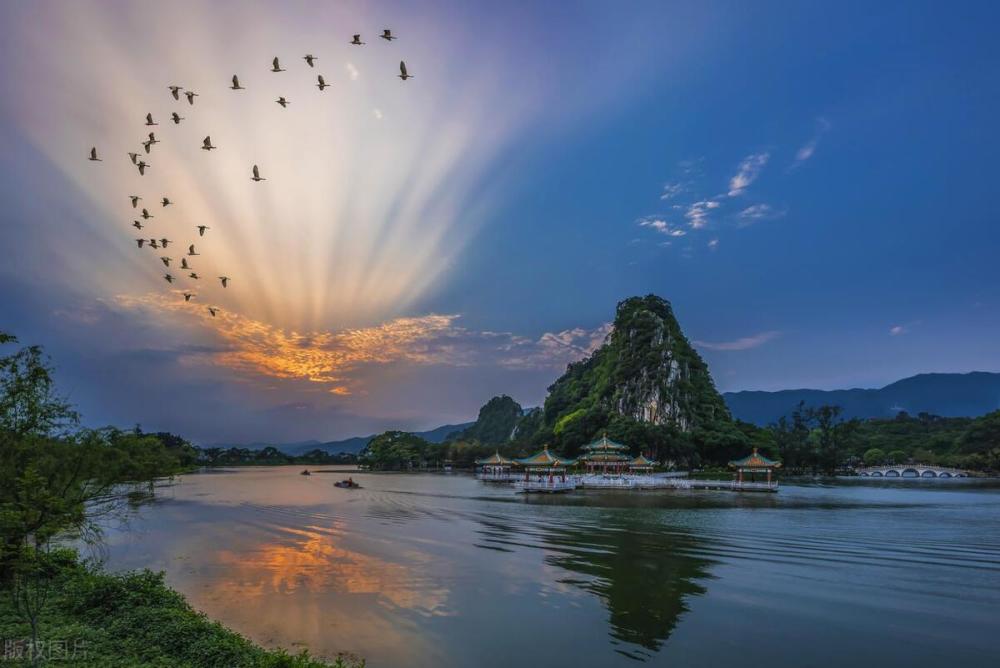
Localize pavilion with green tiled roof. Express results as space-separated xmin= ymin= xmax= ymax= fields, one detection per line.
xmin=579 ymin=434 xmax=631 ymax=474
xmin=475 ymin=451 xmax=516 ymax=467
xmin=515 ymin=446 xmax=576 ymax=483
xmin=628 ymin=454 xmax=656 ymax=472
xmin=729 ymin=448 xmax=782 ymax=484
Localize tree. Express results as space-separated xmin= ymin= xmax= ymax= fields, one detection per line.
xmin=863 ymin=448 xmax=886 ymax=466
xmin=887 ymin=449 xmax=908 ymax=464
xmin=0 ymin=333 xmax=78 ymax=438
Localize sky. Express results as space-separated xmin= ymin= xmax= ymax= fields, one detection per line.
xmin=1 ymin=0 xmax=999 ymax=444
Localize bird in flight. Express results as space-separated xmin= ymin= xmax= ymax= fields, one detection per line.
xmin=132 ymin=220 xmax=143 ymax=230
xmin=164 ymin=274 xmax=174 ymax=284
xmin=351 ymin=34 xmax=364 ymax=45
xmin=317 ymin=75 xmax=330 ymax=90
xmin=207 ymin=306 xmax=218 ymax=317
xmin=197 ymin=225 xmax=210 ymax=236
xmin=276 ymin=96 xmax=290 ymax=108
xmin=188 ymin=244 xmax=200 ymax=256
xmin=381 ymin=29 xmax=396 ymax=41
xmin=88 ymin=147 xmax=101 ymax=162
xmin=161 ymin=197 xmax=172 ymax=207
xmin=171 ymin=112 xmax=184 ymax=125
xmin=143 ymin=132 xmax=159 ymax=154
xmin=141 ymin=208 xmax=153 ymax=220
xmin=128 ymin=152 xmax=139 ymax=165
xmin=398 ymin=61 xmax=412 ymax=80
xmin=201 ymin=136 xmax=216 ymax=151
xmin=160 ymin=238 xmax=171 ymax=248
xmin=129 ymin=195 xmax=141 ymax=208
xmin=271 ymin=57 xmax=285 ymax=72
xmin=185 ymin=91 xmax=198 ymax=105
xmin=136 ymin=239 xmax=146 ymax=248
xmin=251 ymin=165 xmax=265 ymax=181
xmin=168 ymin=85 xmax=182 ymax=100
xmin=137 ymin=160 xmax=149 ymax=175
xmin=145 ymin=113 xmax=158 ymax=126
xmin=189 ymin=272 xmax=200 ymax=280
xmin=160 ymin=256 xmax=171 ymax=267
xmin=148 ymin=239 xmax=159 ymax=249
xmin=181 ymin=258 xmax=191 ymax=270
xmin=304 ymin=54 xmax=318 ymax=67
xmin=183 ymin=292 xmax=194 ymax=302
xmin=219 ymin=276 xmax=230 ymax=288
xmin=231 ymin=75 xmax=244 ymax=90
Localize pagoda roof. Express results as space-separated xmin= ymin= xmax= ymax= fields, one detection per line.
xmin=582 ymin=434 xmax=629 ymax=453
xmin=729 ymin=448 xmax=782 ymax=469
xmin=629 ymin=454 xmax=656 ymax=467
xmin=475 ymin=451 xmax=515 ymax=466
xmin=515 ymin=447 xmax=577 ymax=467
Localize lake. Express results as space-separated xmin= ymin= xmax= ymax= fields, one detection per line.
xmin=101 ymin=468 xmax=1000 ymax=667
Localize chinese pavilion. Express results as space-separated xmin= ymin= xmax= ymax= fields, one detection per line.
xmin=579 ymin=434 xmax=631 ymax=474
xmin=728 ymin=448 xmax=782 ymax=485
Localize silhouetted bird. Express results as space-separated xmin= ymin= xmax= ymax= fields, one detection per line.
xmin=271 ymin=57 xmax=285 ymax=72
xmin=129 ymin=195 xmax=141 ymax=208
xmin=128 ymin=152 xmax=139 ymax=165
xmin=201 ymin=136 xmax=216 ymax=151
xmin=141 ymin=208 xmax=153 ymax=220
xmin=207 ymin=306 xmax=217 ymax=317
xmin=132 ymin=220 xmax=143 ymax=230
xmin=351 ymin=34 xmax=364 ymax=45
xmin=219 ymin=276 xmax=230 ymax=288
xmin=251 ymin=165 xmax=265 ymax=181
xmin=398 ymin=61 xmax=412 ymax=80
xmin=88 ymin=147 xmax=101 ymax=162
xmin=137 ymin=160 xmax=149 ymax=175
xmin=197 ymin=225 xmax=209 ymax=236
xmin=136 ymin=238 xmax=146 ymax=248
xmin=160 ymin=238 xmax=171 ymax=248
xmin=171 ymin=112 xmax=184 ymax=124
xmin=188 ymin=244 xmax=199 ymax=256
xmin=185 ymin=90 xmax=198 ymax=105
xmin=183 ymin=292 xmax=194 ymax=302
xmin=145 ymin=113 xmax=158 ymax=126
xmin=142 ymin=140 xmax=153 ymax=154
xmin=147 ymin=132 xmax=159 ymax=145
xmin=189 ymin=272 xmax=200 ymax=280
xmin=231 ymin=75 xmax=244 ymax=90
xmin=381 ymin=29 xmax=396 ymax=41
xmin=304 ymin=54 xmax=318 ymax=67
xmin=168 ymin=85 xmax=181 ymax=100
xmin=317 ymin=75 xmax=330 ymax=90
xmin=276 ymin=96 xmax=289 ymax=108
xmin=164 ymin=274 xmax=174 ymax=284
xmin=161 ymin=197 xmax=171 ymax=207
xmin=148 ymin=239 xmax=159 ymax=249
xmin=160 ymin=256 xmax=171 ymax=267
xmin=181 ymin=258 xmax=191 ymax=270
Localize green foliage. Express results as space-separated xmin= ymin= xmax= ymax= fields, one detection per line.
xmin=863 ymin=448 xmax=887 ymax=465
xmin=359 ymin=431 xmax=435 ymax=470
xmin=0 ymin=333 xmax=78 ymax=438
xmin=0 ymin=549 xmax=361 ymax=667
xmin=452 ymin=395 xmax=523 ymax=445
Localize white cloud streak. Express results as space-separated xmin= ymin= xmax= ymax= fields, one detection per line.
xmin=728 ymin=152 xmax=770 ymax=196
xmin=694 ymin=330 xmax=780 ymax=351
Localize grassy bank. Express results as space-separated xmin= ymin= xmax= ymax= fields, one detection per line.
xmin=0 ymin=551 xmax=361 ymax=667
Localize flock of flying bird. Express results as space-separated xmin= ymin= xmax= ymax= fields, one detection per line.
xmin=87 ymin=29 xmax=411 ymax=318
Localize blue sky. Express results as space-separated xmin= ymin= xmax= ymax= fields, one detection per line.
xmin=1 ymin=1 xmax=999 ymax=443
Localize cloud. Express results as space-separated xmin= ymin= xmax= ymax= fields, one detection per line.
xmin=737 ymin=203 xmax=786 ymax=227
xmin=693 ymin=330 xmax=780 ymax=351
xmin=638 ymin=217 xmax=686 ymax=236
xmin=111 ymin=293 xmax=611 ymax=392
xmin=707 ymin=238 xmax=719 ymax=250
xmin=889 ymin=325 xmax=906 ymax=336
xmin=728 ymin=152 xmax=770 ymax=196
xmin=685 ymin=199 xmax=720 ymax=229
xmin=792 ymin=117 xmax=831 ymax=167
xmin=660 ymin=182 xmax=685 ymax=200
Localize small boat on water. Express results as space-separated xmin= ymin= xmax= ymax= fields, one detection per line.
xmin=334 ymin=478 xmax=361 ymax=489
xmin=300 ymin=469 xmax=311 ymax=476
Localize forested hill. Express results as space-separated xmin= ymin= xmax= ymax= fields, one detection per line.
xmin=725 ymin=372 xmax=1000 ymax=426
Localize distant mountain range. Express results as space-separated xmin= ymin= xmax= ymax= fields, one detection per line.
xmin=213 ymin=372 xmax=1000 ymax=453
xmin=208 ymin=422 xmax=473 ymax=456
xmin=724 ymin=372 xmax=1000 ymax=426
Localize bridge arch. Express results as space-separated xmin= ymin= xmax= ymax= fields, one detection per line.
xmin=870 ymin=471 xmax=883 ymax=477
xmin=884 ymin=470 xmax=899 ymax=477
xmin=901 ymin=468 xmax=919 ymax=478
xmin=938 ymin=472 xmax=952 ymax=478
xmin=921 ymin=470 xmax=937 ymax=478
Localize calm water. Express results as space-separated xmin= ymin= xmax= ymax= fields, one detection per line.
xmin=101 ymin=468 xmax=1000 ymax=667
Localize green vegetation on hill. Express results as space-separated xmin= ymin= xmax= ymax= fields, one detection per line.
xmin=449 ymin=395 xmax=523 ymax=444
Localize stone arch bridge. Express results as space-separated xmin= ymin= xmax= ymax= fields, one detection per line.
xmin=856 ymin=465 xmax=969 ymax=478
